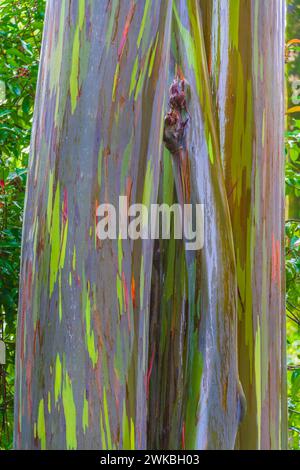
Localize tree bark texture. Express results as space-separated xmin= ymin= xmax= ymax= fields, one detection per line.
xmin=14 ymin=0 xmax=286 ymax=450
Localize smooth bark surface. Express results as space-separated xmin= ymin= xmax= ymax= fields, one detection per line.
xmin=149 ymin=0 xmax=244 ymax=449
xmin=15 ymin=0 xmax=172 ymax=449
xmin=199 ymin=0 xmax=287 ymax=449
xmin=15 ymin=0 xmax=286 ymax=450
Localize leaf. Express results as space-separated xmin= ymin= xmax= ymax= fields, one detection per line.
xmin=287 ymin=106 xmax=300 ymax=114
xmin=286 ymin=39 xmax=300 ymax=47
xmin=290 ymin=147 xmax=299 ymax=162
xmin=7 ymin=82 xmax=21 ymax=97
xmin=22 ymin=95 xmax=31 ymax=114
xmin=0 ymin=109 xmax=12 ymax=118
xmin=20 ymin=40 xmax=33 ymax=56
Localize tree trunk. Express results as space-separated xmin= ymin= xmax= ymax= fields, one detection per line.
xmin=14 ymin=0 xmax=173 ymax=450
xmin=14 ymin=0 xmax=286 ymax=450
xmin=199 ymin=0 xmax=287 ymax=449
xmin=149 ymin=0 xmax=244 ymax=449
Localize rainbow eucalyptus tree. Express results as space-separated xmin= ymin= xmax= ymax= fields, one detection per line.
xmin=199 ymin=0 xmax=287 ymax=449
xmin=14 ymin=0 xmax=286 ymax=450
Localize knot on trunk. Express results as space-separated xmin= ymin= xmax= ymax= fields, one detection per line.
xmin=163 ymin=77 xmax=190 ymax=155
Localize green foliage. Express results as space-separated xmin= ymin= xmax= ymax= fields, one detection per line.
xmin=286 ymin=0 xmax=300 ymax=450
xmin=286 ymin=121 xmax=300 ymax=197
xmin=286 ymin=212 xmax=300 ymax=451
xmin=286 ymin=1 xmax=300 ymax=80
xmin=0 ymin=0 xmax=45 ymax=449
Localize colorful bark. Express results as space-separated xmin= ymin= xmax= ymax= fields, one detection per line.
xmin=149 ymin=1 xmax=244 ymax=449
xmin=14 ymin=0 xmax=286 ymax=450
xmin=199 ymin=0 xmax=287 ymax=449
xmin=15 ymin=0 xmax=172 ymax=449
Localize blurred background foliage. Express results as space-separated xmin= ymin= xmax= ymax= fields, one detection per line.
xmin=0 ymin=0 xmax=45 ymax=449
xmin=0 ymin=0 xmax=299 ymax=450
xmin=286 ymin=0 xmax=300 ymax=451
